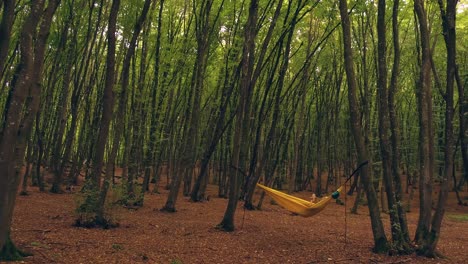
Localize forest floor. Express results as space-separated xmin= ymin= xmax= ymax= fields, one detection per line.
xmin=7 ymin=172 xmax=468 ymax=264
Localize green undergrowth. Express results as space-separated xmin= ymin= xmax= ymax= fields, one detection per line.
xmin=112 ymin=181 xmax=144 ymax=208
xmin=0 ymin=235 xmax=32 ymax=261
xmin=73 ymin=182 xmax=120 ymax=229
xmin=447 ymin=214 xmax=468 ymax=222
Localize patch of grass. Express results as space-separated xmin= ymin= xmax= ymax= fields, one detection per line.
xmin=30 ymin=241 xmax=50 ymax=249
xmin=170 ymin=260 xmax=183 ymax=264
xmin=112 ymin=243 xmax=124 ymax=250
xmin=447 ymin=214 xmax=468 ymax=222
xmin=30 ymin=242 xmax=41 ymax=247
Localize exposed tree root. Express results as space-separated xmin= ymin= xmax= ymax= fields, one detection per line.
xmin=216 ymin=222 xmax=234 ymax=232
xmin=160 ymin=206 xmax=176 ymax=213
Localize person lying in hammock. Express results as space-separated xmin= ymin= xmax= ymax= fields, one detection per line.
xmin=310 ymin=193 xmax=317 ymax=203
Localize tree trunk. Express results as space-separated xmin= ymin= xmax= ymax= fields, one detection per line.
xmin=389 ymin=0 xmax=411 ymax=245
xmin=60 ymin=0 xmax=104 ymax=187
xmin=0 ymin=0 xmax=60 ymax=257
xmin=339 ymin=0 xmax=388 ymax=253
xmin=418 ymin=0 xmax=457 ymax=257
xmin=218 ymin=0 xmax=258 ymax=232
xmin=376 ymin=0 xmax=409 ymax=252
xmin=88 ymin=0 xmax=120 ymax=191
xmin=74 ymin=0 xmax=119 ymax=227
xmin=162 ymin=0 xmax=217 ymax=211
xmin=413 ymin=0 xmax=434 ymax=245
xmin=241 ymin=0 xmax=283 ymax=204
xmin=191 ymin=61 xmax=237 ymax=201
xmin=99 ymin=0 xmax=150 ymax=216
xmin=0 ymin=0 xmax=15 ymax=79
xmin=34 ymin=113 xmax=45 ymax=192
xmin=51 ymin=11 xmax=75 ymax=193
xmin=20 ymin=137 xmax=34 ymax=195
xmin=146 ymin=0 xmax=164 ymax=183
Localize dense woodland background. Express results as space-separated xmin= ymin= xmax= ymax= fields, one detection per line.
xmin=0 ymin=0 xmax=467 ymax=261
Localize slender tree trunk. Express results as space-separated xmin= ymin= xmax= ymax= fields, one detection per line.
xmin=339 ymin=0 xmax=388 ymax=253
xmin=455 ymin=32 xmax=468 ymax=190
xmin=376 ymin=0 xmax=408 ymax=251
xmin=138 ymin=10 xmax=152 ymax=192
xmin=34 ymin=113 xmax=45 ymax=192
xmin=218 ymin=0 xmax=258 ymax=232
xmin=245 ymin=0 xmax=308 ymax=207
xmin=99 ymin=0 xmax=151 ymax=215
xmin=162 ymin=0 xmax=217 ymax=211
xmin=0 ymin=0 xmax=15 ymax=79
xmin=51 ymin=12 xmax=75 ymax=193
xmin=146 ymin=0 xmax=164 ymax=184
xmin=0 ymin=0 xmax=60 ymax=258
xmin=61 ymin=0 xmax=104 ymax=187
xmin=88 ymin=0 xmax=120 ymax=191
xmin=191 ymin=68 xmax=236 ymax=201
xmin=413 ymin=0 xmax=434 ymax=245
xmin=418 ymin=0 xmax=457 ymax=257
xmin=182 ymin=0 xmax=222 ymax=197
xmin=389 ymin=0 xmax=411 ymax=245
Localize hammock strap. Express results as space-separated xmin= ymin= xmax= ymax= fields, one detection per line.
xmin=342 ymin=161 xmax=368 ymax=252
xmin=344 ymin=178 xmax=348 ymax=251
xmin=344 ymin=160 xmax=368 ymax=184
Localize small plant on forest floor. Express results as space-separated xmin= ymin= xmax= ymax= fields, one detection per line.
xmin=30 ymin=241 xmax=50 ymax=249
xmin=73 ymin=181 xmax=120 ymax=229
xmin=111 ymin=180 xmax=144 ymax=208
xmin=447 ymin=214 xmax=468 ymax=222
xmin=111 ymin=243 xmax=124 ymax=251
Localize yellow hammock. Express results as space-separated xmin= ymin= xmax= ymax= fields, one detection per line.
xmin=256 ymin=183 xmax=343 ymax=218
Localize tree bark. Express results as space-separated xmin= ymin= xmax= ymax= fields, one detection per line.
xmin=162 ymin=0 xmax=217 ymax=211
xmin=99 ymin=0 xmax=151 ymax=216
xmin=88 ymin=0 xmax=120 ymax=190
xmin=418 ymin=0 xmax=457 ymax=257
xmin=242 ymin=0 xmax=283 ymax=208
xmin=338 ymin=0 xmax=388 ymax=253
xmin=0 ymin=0 xmax=60 ymax=257
xmin=51 ymin=10 xmax=75 ymax=193
xmin=376 ymin=0 xmax=409 ymax=251
xmin=218 ymin=0 xmax=258 ymax=231
xmin=413 ymin=0 xmax=434 ymax=245
xmin=146 ymin=0 xmax=165 ymax=183
xmin=191 ymin=62 xmax=237 ymax=201
xmin=60 ymin=0 xmax=104 ymax=187
xmin=389 ymin=0 xmax=411 ymax=245
xmin=0 ymin=0 xmax=15 ymax=79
